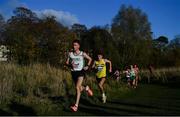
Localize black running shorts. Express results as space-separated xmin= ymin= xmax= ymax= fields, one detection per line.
xmin=71 ymin=70 xmax=85 ymax=83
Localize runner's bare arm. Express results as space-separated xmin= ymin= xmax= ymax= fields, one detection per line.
xmin=66 ymin=58 xmax=69 ymax=65
xmin=83 ymin=52 xmax=92 ymax=66
xmin=83 ymin=52 xmax=92 ymax=70
xmin=104 ymin=59 xmax=112 ymax=72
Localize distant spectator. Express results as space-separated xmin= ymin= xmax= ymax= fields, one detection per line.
xmin=123 ymin=66 xmax=131 ymax=87
xmin=114 ymin=69 xmax=121 ymax=81
xmin=130 ymin=65 xmax=136 ymax=88
xmin=134 ymin=64 xmax=139 ymax=88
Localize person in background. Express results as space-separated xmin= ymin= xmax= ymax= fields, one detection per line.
xmin=114 ymin=69 xmax=121 ymax=81
xmin=130 ymin=65 xmax=136 ymax=88
xmin=134 ymin=64 xmax=139 ymax=88
xmin=123 ymin=66 xmax=131 ymax=87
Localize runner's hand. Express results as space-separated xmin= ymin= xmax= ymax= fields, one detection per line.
xmin=109 ymin=69 xmax=112 ymax=73
xmin=83 ymin=66 xmax=89 ymax=71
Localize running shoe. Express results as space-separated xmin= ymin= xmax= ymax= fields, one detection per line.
xmin=70 ymin=104 xmax=78 ymax=112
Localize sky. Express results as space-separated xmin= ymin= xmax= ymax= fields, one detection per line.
xmin=0 ymin=0 xmax=180 ymax=40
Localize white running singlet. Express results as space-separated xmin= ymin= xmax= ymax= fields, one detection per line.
xmin=69 ymin=51 xmax=84 ymax=71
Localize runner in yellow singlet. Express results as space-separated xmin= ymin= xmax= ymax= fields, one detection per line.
xmin=92 ymin=51 xmax=112 ymax=103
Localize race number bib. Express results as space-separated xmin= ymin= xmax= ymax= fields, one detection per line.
xmin=97 ymin=65 xmax=104 ymax=72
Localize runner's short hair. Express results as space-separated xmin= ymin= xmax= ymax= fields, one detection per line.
xmin=72 ymin=39 xmax=81 ymax=45
xmin=97 ymin=50 xmax=104 ymax=56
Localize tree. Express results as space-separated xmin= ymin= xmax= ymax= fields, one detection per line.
xmin=153 ymin=36 xmax=168 ymax=50
xmin=4 ymin=7 xmax=40 ymax=64
xmin=156 ymin=36 xmax=168 ymax=44
xmin=71 ymin=23 xmax=87 ymax=40
xmin=151 ymin=35 xmax=180 ymax=67
xmin=112 ymin=5 xmax=152 ymax=41
xmin=0 ymin=14 xmax=5 ymax=30
xmin=81 ymin=26 xmax=121 ymax=68
xmin=0 ymin=14 xmax=6 ymax=44
xmin=37 ymin=16 xmax=75 ymax=66
xmin=12 ymin=6 xmax=38 ymax=22
xmin=167 ymin=35 xmax=180 ymax=66
xmin=111 ymin=5 xmax=153 ymax=68
xmin=169 ymin=35 xmax=180 ymax=48
xmin=4 ymin=7 xmax=75 ymax=66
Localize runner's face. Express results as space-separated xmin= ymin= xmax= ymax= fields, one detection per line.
xmin=73 ymin=43 xmax=80 ymax=51
xmin=98 ymin=55 xmax=103 ymax=60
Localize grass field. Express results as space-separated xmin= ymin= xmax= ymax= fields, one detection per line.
xmin=0 ymin=63 xmax=180 ymax=116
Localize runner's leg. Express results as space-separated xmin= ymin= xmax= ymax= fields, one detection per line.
xmin=75 ymin=76 xmax=84 ymax=106
xmin=98 ymin=78 xmax=106 ymax=94
xmin=98 ymin=78 xmax=107 ymax=103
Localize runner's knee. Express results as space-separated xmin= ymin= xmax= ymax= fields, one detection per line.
xmin=98 ymin=83 xmax=103 ymax=89
xmin=76 ymin=85 xmax=81 ymax=92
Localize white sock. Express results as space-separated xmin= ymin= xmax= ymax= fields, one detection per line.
xmin=102 ymin=93 xmax=105 ymax=97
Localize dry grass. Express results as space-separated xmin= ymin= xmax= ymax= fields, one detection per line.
xmin=139 ymin=67 xmax=180 ymax=83
xmin=0 ymin=63 xmax=72 ymax=104
xmin=0 ymin=63 xmax=179 ymax=115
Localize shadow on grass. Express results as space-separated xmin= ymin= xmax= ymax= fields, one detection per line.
xmin=108 ymin=99 xmax=180 ymax=112
xmin=79 ymin=105 xmax=119 ymax=116
xmin=48 ymin=95 xmax=75 ymax=112
xmin=48 ymin=94 xmax=160 ymax=115
xmin=48 ymin=96 xmax=67 ymax=103
xmin=8 ymin=101 xmax=36 ymax=116
xmin=109 ymin=100 xmax=155 ymax=108
xmin=162 ymin=77 xmax=180 ymax=89
xmin=0 ymin=109 xmax=12 ymax=116
xmin=79 ymin=96 xmax=154 ymax=115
